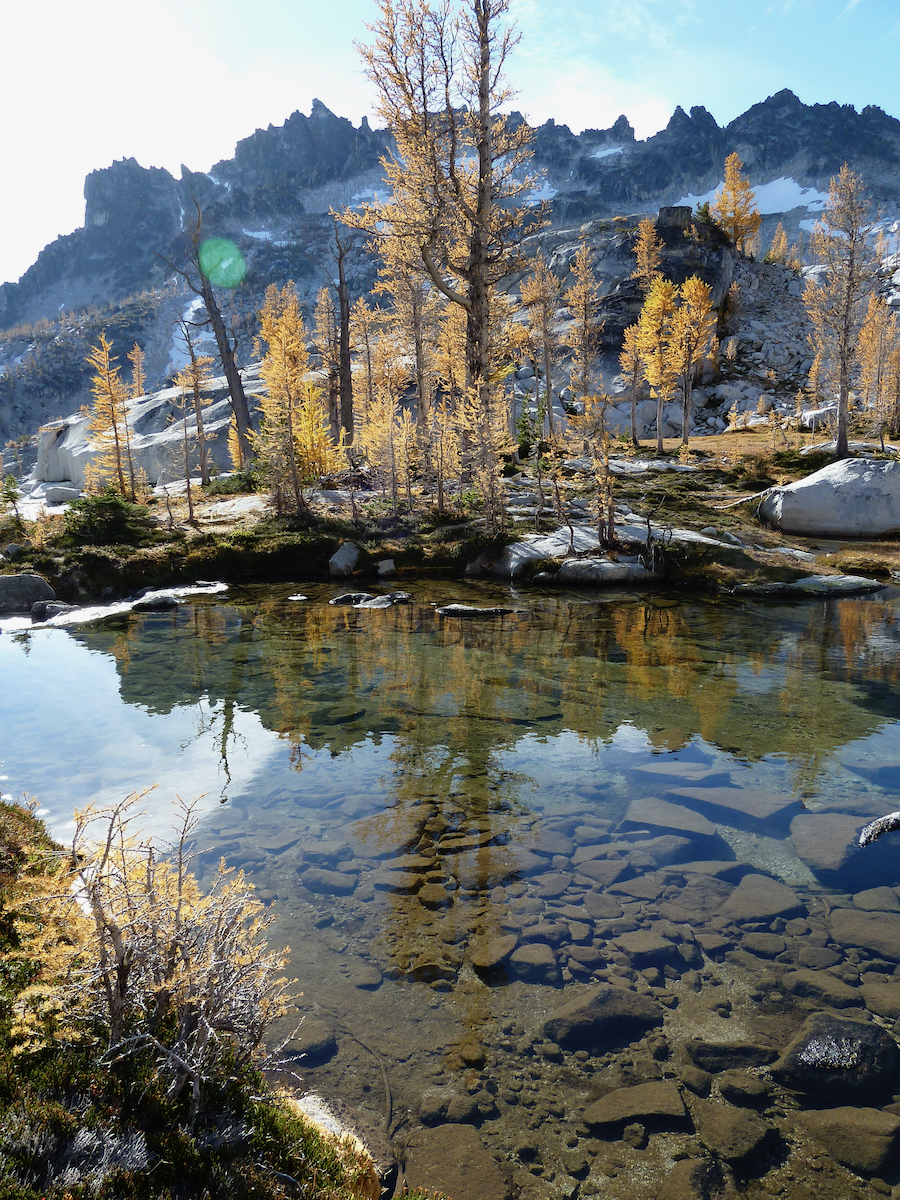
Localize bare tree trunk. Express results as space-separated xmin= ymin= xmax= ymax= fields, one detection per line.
xmin=199 ymin=275 xmax=252 ymax=468
xmin=656 ymin=393 xmax=664 ymax=454
xmin=681 ymin=373 xmax=692 ymax=448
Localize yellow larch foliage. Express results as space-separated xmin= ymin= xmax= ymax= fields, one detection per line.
xmin=631 ymin=217 xmax=664 ymax=295
xmin=711 ymin=152 xmax=761 ymax=255
xmin=620 ymin=323 xmax=642 ymax=447
xmin=635 ymin=277 xmax=679 ymax=452
xmin=564 ymin=239 xmax=600 ymax=401
xmin=768 ymin=222 xmax=789 ymax=263
xmin=85 ymin=331 xmax=133 ymax=498
xmin=669 ymin=277 xmax=717 ymax=447
xmin=520 ymin=251 xmax=561 ymax=433
xmin=255 ymin=283 xmax=345 ymax=512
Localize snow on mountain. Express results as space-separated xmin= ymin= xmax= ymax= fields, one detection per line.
xmin=675 ymin=177 xmax=830 ymax=215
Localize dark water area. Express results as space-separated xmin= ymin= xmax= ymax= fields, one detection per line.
xmin=4 ymin=579 xmax=900 ymax=1198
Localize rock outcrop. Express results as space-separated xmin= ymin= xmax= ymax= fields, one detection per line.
xmin=759 ymin=459 xmax=900 ymax=537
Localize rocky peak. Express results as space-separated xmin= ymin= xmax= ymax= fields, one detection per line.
xmin=84 ymin=157 xmax=181 ymax=238
xmin=212 ymin=99 xmax=389 ymax=194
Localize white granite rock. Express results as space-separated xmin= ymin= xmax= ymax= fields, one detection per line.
xmin=759 ymin=459 xmax=900 ymax=536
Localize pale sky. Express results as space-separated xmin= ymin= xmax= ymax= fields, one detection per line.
xmin=1 ymin=0 xmax=897 ymax=287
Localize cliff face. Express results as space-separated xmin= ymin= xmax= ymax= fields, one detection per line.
xmin=3 ymin=91 xmax=899 ymax=334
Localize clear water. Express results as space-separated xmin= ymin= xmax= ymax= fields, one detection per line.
xmin=3 ymin=579 xmax=900 ymax=1197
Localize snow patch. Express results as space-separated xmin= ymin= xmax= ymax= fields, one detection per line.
xmin=677 ymin=176 xmax=830 ymax=216
xmin=242 ymin=228 xmax=273 ymax=241
xmin=591 ymin=146 xmax=623 ymax=160
xmin=528 ymin=177 xmax=558 ymax=206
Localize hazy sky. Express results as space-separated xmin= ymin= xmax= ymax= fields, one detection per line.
xmin=1 ymin=0 xmax=897 ymax=287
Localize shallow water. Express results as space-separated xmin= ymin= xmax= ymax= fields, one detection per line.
xmin=4 ymin=579 xmax=900 ymax=1197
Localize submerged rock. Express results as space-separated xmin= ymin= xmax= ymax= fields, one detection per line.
xmin=795 ymin=1106 xmax=900 ymax=1174
xmin=656 ymin=1158 xmax=740 ymax=1200
xmin=285 ymin=1019 xmax=337 ymax=1065
xmin=404 ymin=1124 xmax=510 ymax=1200
xmin=721 ymin=873 xmax=806 ymax=922
xmin=582 ymin=1081 xmax=686 ymax=1129
xmin=693 ymin=1100 xmax=775 ymax=1163
xmin=542 ymin=984 xmax=664 ymax=1050
xmin=771 ymin=1011 xmax=900 ymax=1100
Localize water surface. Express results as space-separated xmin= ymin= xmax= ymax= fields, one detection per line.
xmin=3 ymin=580 xmax=900 ymax=1198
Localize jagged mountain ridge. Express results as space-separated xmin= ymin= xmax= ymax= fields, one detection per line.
xmin=3 ymin=89 xmax=899 ymax=335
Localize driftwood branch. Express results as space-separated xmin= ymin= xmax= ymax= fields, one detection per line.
xmin=858 ymin=812 xmax=900 ymax=847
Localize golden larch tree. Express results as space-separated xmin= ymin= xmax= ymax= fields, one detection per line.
xmin=174 ymin=320 xmax=215 ymax=487
xmin=350 ymin=0 xmax=543 ymax=414
xmin=564 ymin=240 xmax=601 ymax=403
xmin=255 ymin=283 xmax=345 ymax=513
xmin=669 ymin=277 xmax=717 ymax=446
xmin=631 ymin=217 xmax=664 ymax=296
xmin=712 ymin=152 xmax=761 ymax=255
xmin=804 ymin=163 xmax=877 ymax=457
xmin=768 ymin=222 xmax=789 ymax=263
xmin=620 ymin=323 xmax=643 ymax=447
xmin=520 ymin=250 xmax=561 ymax=435
xmin=636 ymin=277 xmax=679 ymax=453
xmin=85 ymin=331 xmax=132 ymax=498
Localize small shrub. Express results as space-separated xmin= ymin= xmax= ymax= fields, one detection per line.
xmin=202 ymin=470 xmax=258 ymax=497
xmin=60 ymin=487 xmax=155 ymax=546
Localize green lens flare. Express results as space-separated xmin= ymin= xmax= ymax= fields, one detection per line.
xmin=198 ymin=238 xmax=246 ymax=289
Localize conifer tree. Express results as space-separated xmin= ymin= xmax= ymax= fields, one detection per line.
xmin=520 ymin=251 xmax=561 ymax=434
xmin=804 ymin=164 xmax=877 ymax=457
xmin=636 ymin=277 xmax=679 ymax=453
xmin=313 ymin=287 xmax=341 ymax=440
xmin=620 ymin=323 xmax=642 ymax=447
xmin=564 ymin=240 xmax=600 ymax=403
xmin=859 ymin=296 xmax=900 ymax=444
xmin=768 ymin=222 xmax=789 ymax=263
xmin=631 ymin=218 xmax=664 ymax=295
xmin=712 ymin=152 xmax=761 ymax=255
xmin=350 ymin=0 xmax=542 ymax=415
xmin=358 ymin=335 xmax=408 ymax=513
xmin=561 ymin=389 xmax=615 ymax=547
xmin=85 ymin=331 xmax=132 ymax=498
xmin=669 ymin=277 xmax=717 ymax=446
xmin=350 ymin=297 xmax=381 ymax=429
xmin=255 ymin=283 xmax=344 ymax=513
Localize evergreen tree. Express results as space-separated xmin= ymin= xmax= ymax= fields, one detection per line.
xmin=620 ymin=323 xmax=643 ymax=449
xmin=174 ymin=320 xmax=215 ymax=487
xmin=859 ymin=295 xmax=900 ymax=444
xmin=768 ymin=222 xmax=789 ymax=263
xmin=712 ymin=152 xmax=761 ymax=255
